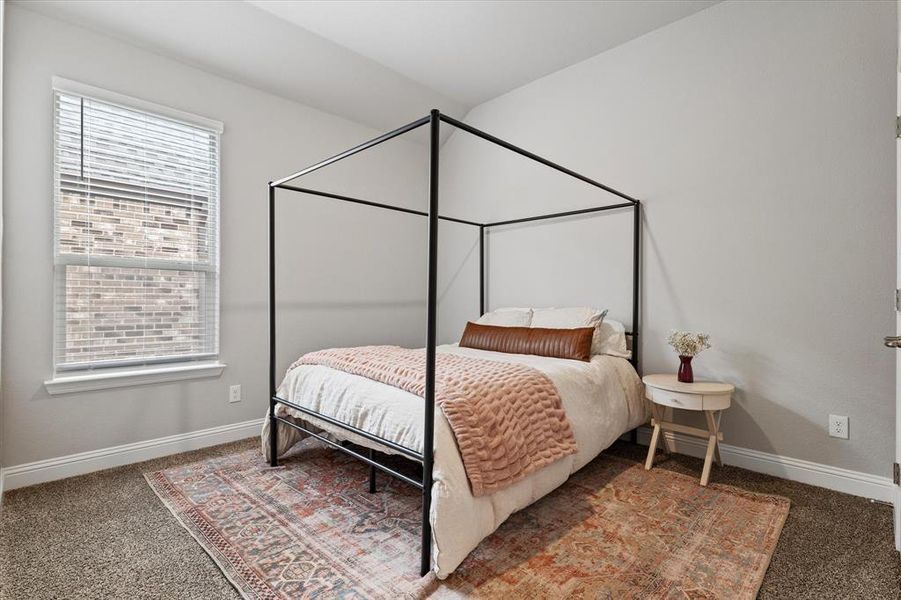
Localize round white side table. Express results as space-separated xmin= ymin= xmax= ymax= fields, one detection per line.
xmin=642 ymin=374 xmax=734 ymax=486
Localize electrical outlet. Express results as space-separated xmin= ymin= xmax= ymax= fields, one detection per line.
xmin=229 ymin=384 xmax=242 ymax=404
xmin=828 ymin=414 xmax=849 ymax=439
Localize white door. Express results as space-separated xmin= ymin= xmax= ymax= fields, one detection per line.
xmin=894 ymin=69 xmax=901 ymax=552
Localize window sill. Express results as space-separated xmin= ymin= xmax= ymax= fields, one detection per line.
xmin=44 ymin=361 xmax=227 ymax=395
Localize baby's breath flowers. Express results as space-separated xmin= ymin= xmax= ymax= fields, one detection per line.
xmin=667 ymin=331 xmax=711 ymax=357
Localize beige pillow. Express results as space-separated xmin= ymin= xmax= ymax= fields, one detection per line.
xmin=475 ymin=307 xmax=533 ymax=327
xmin=530 ymin=307 xmax=608 ymax=355
xmin=595 ymin=319 xmax=631 ymax=358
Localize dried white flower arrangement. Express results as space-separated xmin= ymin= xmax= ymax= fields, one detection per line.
xmin=667 ymin=330 xmax=711 ymax=357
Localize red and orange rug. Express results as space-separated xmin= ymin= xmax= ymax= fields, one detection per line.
xmin=146 ymin=441 xmax=788 ymax=599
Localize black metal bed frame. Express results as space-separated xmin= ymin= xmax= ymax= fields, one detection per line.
xmin=267 ymin=109 xmax=641 ymax=577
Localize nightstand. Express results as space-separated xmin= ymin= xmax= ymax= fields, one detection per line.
xmin=642 ymin=374 xmax=734 ymax=486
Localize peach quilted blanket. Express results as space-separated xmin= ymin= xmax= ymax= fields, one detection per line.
xmin=293 ymin=345 xmax=578 ymax=496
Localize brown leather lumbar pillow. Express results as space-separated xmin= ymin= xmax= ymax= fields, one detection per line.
xmin=459 ymin=321 xmax=594 ymax=362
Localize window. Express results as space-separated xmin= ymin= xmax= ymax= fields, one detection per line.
xmin=52 ymin=80 xmax=222 ymax=375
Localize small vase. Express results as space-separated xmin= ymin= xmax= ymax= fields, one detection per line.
xmin=677 ymin=355 xmax=694 ymax=383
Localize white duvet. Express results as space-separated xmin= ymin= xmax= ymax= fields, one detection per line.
xmin=262 ymin=344 xmax=647 ymax=578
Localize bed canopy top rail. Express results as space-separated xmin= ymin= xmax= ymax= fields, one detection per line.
xmin=267 ymin=109 xmax=642 ymax=577
xmin=275 ymin=183 xmax=483 ymax=227
xmin=484 ymin=201 xmax=635 ymax=227
xmin=271 ymin=115 xmax=431 ymax=187
xmin=437 ymin=114 xmax=640 ymax=206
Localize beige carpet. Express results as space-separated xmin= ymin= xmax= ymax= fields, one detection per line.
xmin=1 ymin=439 xmax=899 ymax=599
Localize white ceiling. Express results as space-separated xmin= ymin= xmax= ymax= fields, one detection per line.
xmin=250 ymin=1 xmax=719 ymax=106
xmin=15 ymin=0 xmax=717 ymax=132
xmin=15 ymin=0 xmax=466 ymax=132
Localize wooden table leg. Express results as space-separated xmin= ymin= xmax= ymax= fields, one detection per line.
xmin=645 ymin=420 xmax=662 ymax=470
xmin=714 ymin=411 xmax=723 ymax=466
xmin=705 ymin=410 xmax=723 ymax=466
xmin=700 ymin=410 xmax=723 ymax=486
xmin=700 ymin=433 xmax=717 ymax=486
xmin=660 ymin=406 xmax=676 ymax=454
xmin=645 ymin=403 xmax=674 ymax=470
xmin=656 ymin=404 xmax=671 ymax=454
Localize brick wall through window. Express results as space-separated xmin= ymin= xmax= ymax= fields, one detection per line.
xmin=53 ymin=86 xmax=220 ymax=371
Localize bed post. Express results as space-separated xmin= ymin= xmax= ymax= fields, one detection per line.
xmin=479 ymin=225 xmax=486 ymax=316
xmin=421 ymin=109 xmax=439 ymax=577
xmin=632 ymin=201 xmax=641 ymax=374
xmin=629 ymin=200 xmax=641 ymax=445
xmin=368 ymin=448 xmax=377 ymax=493
xmin=269 ymin=183 xmax=279 ymax=467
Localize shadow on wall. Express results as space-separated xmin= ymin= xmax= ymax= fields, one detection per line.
xmin=642 ymin=209 xmax=838 ymax=466
xmin=661 ymin=339 xmax=852 ymax=469
xmin=438 ymin=237 xmax=479 ymax=306
xmin=271 ymin=312 xmax=431 ymax=357
xmin=714 ymin=345 xmax=822 ymax=458
xmin=643 ymin=212 xmax=686 ymax=328
xmin=26 ymin=374 xmax=206 ymax=446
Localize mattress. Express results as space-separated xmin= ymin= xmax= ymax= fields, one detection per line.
xmin=263 ymin=343 xmax=647 ymax=578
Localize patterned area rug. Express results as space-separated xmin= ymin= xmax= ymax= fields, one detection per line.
xmin=146 ymin=441 xmax=789 ymax=599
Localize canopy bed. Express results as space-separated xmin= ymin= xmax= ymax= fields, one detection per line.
xmin=264 ymin=110 xmax=644 ymax=578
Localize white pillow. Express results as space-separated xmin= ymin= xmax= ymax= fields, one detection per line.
xmin=530 ymin=307 xmax=608 ymax=355
xmin=595 ymin=319 xmax=631 ymax=358
xmin=475 ymin=307 xmax=533 ymax=327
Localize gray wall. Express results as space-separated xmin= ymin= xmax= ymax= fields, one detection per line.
xmin=438 ymin=0 xmax=897 ymax=476
xmin=2 ymin=1 xmax=896 ymax=480
xmin=1 ymin=6 xmax=430 ymax=467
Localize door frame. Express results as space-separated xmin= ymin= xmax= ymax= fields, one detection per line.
xmin=895 ymin=49 xmax=901 ymax=552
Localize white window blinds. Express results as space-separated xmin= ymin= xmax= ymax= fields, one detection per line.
xmin=53 ymin=81 xmax=222 ymax=372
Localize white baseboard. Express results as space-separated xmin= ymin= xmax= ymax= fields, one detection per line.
xmin=0 ymin=418 xmax=263 ymax=493
xmin=634 ymin=427 xmax=894 ymax=503
xmin=1 ymin=420 xmax=891 ymax=504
